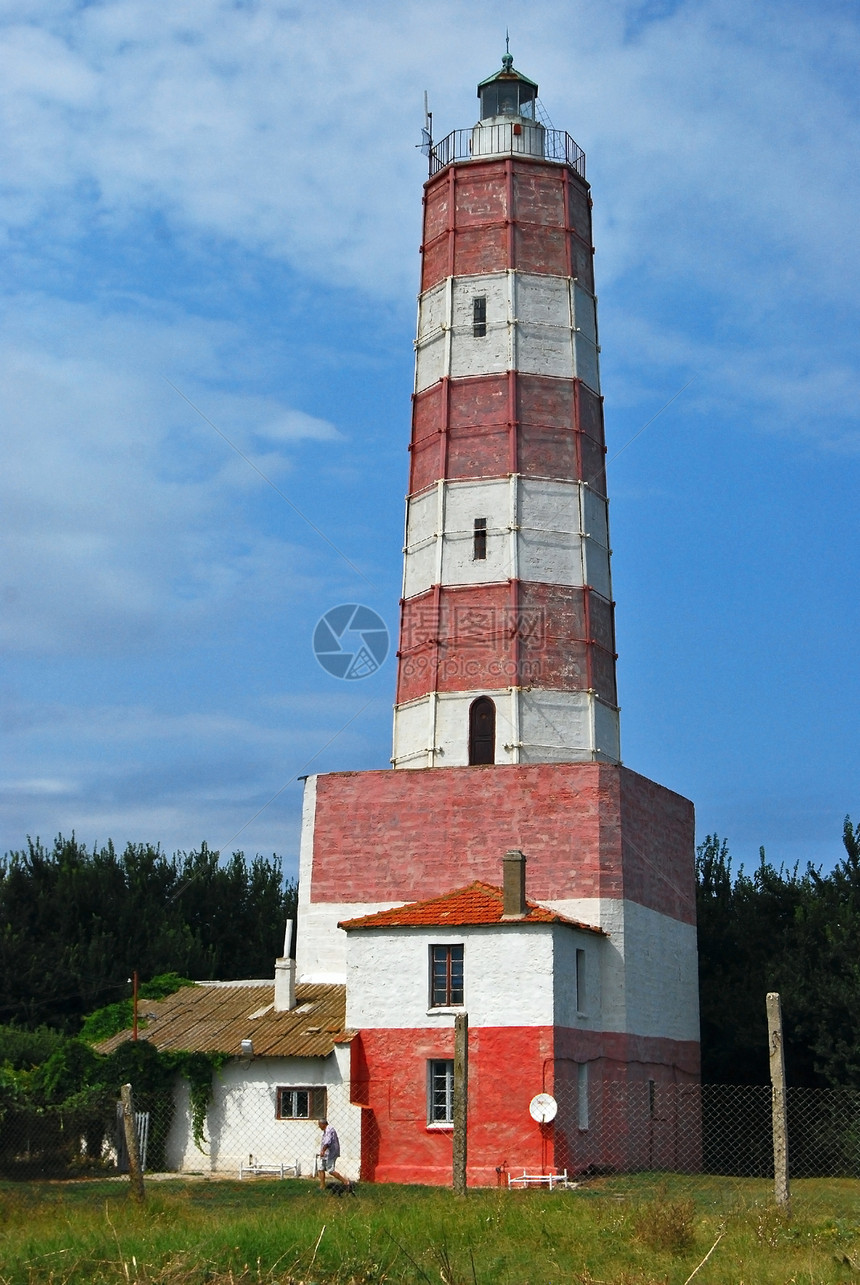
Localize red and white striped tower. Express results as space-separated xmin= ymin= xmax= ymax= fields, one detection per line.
xmin=393 ymin=54 xmax=619 ymax=770
xmin=295 ymin=58 xmax=699 ymax=1148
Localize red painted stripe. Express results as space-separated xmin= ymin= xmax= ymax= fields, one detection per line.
xmin=310 ymin=763 xmax=696 ymax=925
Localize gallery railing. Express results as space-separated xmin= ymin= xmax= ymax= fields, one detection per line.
xmin=429 ymin=126 xmax=586 ymax=178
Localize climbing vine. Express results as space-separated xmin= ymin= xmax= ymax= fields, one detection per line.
xmin=169 ymin=1050 xmax=231 ymax=1151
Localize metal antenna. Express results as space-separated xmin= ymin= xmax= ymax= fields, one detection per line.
xmin=418 ymin=90 xmax=433 ymax=176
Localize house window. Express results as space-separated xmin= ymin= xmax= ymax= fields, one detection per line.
xmin=276 ymin=1086 xmax=327 ymax=1120
xmin=473 ymin=517 xmax=487 ymax=560
xmin=430 ymin=944 xmax=464 ymax=1007
xmin=575 ymin=948 xmax=586 ymax=1013
xmin=473 ymin=295 xmax=487 ymax=337
xmin=429 ymin=1059 xmax=454 ymax=1124
xmin=468 ymin=696 xmax=495 ymax=765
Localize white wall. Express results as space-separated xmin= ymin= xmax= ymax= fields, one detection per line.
xmin=517 ymin=690 xmax=620 ymax=764
xmin=392 ymin=688 xmax=620 ymax=768
xmin=392 ymin=689 xmax=520 ymax=769
xmin=296 ymin=777 xmax=321 ymax=979
xmin=544 ymin=897 xmax=699 ymax=1042
xmin=165 ymin=1048 xmax=360 ymax=1178
xmin=345 ymin=923 xmax=605 ymax=1031
xmin=616 ymin=901 xmax=700 ymax=1043
xmin=298 ymin=897 xmax=406 ymax=983
xmin=401 ymin=477 xmax=612 ymax=601
xmin=553 ymin=928 xmax=602 ymax=1029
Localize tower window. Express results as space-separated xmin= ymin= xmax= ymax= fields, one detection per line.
xmin=472 ymin=295 xmax=487 ymax=337
xmin=473 ymin=517 xmax=487 ymax=560
xmin=469 ymin=696 xmax=495 ymax=765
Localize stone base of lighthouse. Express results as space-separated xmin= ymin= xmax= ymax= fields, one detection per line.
xmin=297 ymin=762 xmax=699 ymax=1057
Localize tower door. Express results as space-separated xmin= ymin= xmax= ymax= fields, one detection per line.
xmin=469 ymin=696 xmax=496 ymax=765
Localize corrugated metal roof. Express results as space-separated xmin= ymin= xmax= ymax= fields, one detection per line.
xmin=97 ymin=981 xmax=347 ymax=1059
xmin=339 ymin=881 xmax=605 ymax=933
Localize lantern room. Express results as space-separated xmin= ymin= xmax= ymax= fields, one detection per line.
xmin=472 ymin=52 xmax=545 ymax=161
xmin=477 ymin=53 xmax=538 ymax=121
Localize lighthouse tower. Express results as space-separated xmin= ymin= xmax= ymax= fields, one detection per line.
xmin=394 ymin=54 xmax=618 ymax=770
xmin=294 ymin=54 xmax=700 ymax=1184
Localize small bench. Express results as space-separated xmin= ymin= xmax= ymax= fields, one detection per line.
xmin=238 ymin=1158 xmax=299 ymax=1179
xmin=508 ymin=1169 xmax=570 ymax=1190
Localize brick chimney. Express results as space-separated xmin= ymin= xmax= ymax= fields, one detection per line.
xmin=274 ymin=918 xmax=296 ymax=1011
xmin=502 ymin=849 xmax=527 ymax=918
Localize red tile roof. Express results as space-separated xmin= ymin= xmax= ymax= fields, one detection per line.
xmin=339 ymin=882 xmax=604 ymax=933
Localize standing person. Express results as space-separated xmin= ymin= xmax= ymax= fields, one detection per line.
xmin=317 ymin=1118 xmax=353 ymax=1192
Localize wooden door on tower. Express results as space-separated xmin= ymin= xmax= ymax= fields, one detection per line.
xmin=469 ymin=696 xmax=496 ymax=765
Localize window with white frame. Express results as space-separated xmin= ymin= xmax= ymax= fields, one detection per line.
xmin=428 ymin=1059 xmax=454 ymax=1124
xmin=276 ymin=1086 xmax=327 ymax=1120
xmin=430 ymin=943 xmax=464 ymax=1007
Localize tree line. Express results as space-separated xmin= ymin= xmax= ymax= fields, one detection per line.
xmin=2 ymin=823 xmax=860 ymax=1089
xmin=697 ymin=817 xmax=860 ymax=1088
xmin=0 ymin=835 xmax=297 ymax=1033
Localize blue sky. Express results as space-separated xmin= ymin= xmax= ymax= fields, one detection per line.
xmin=2 ymin=0 xmax=859 ymax=878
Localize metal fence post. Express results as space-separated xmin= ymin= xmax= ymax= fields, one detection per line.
xmin=766 ymin=993 xmax=790 ymax=1211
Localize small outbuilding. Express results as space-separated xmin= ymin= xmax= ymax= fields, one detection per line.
xmin=100 ymin=977 xmax=358 ymax=1178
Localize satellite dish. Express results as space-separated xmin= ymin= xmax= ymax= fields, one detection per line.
xmin=529 ymin=1092 xmax=557 ymax=1123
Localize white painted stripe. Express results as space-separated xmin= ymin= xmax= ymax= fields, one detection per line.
xmin=392 ymin=689 xmax=620 ymax=768
xmin=544 ymin=899 xmax=700 ymax=1042
xmin=402 ymin=477 xmax=611 ymax=598
xmin=300 ymin=896 xmax=696 ymax=1042
xmin=414 ymin=272 xmax=600 ymax=394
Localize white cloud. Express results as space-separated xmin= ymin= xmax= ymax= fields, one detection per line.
xmin=0 ymin=691 xmax=392 ymax=864
xmin=1 ymin=294 xmax=340 ymax=655
xmin=2 ymin=0 xmax=856 ymax=442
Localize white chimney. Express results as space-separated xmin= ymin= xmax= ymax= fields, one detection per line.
xmin=274 ymin=919 xmax=296 ymax=1011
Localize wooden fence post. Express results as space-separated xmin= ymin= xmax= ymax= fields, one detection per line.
xmin=766 ymin=993 xmax=790 ymax=1212
xmin=453 ymin=1012 xmax=468 ymax=1195
xmin=121 ymin=1082 xmax=146 ymax=1204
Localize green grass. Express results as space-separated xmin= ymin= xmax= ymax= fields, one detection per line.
xmin=0 ymin=1174 xmax=858 ymax=1284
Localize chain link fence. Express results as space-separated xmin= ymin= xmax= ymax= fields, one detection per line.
xmin=548 ymin=1081 xmax=860 ymax=1181
xmin=0 ymin=1079 xmax=363 ymax=1183
xmin=2 ymin=1081 xmax=859 ymax=1183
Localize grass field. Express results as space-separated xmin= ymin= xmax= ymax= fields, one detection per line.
xmin=0 ymin=1174 xmax=858 ymax=1285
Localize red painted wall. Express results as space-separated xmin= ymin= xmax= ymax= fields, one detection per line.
xmin=409 ymin=375 xmax=607 ymax=495
xmin=350 ymin=1024 xmax=699 ymax=1185
xmin=310 ymin=763 xmax=695 ymax=926
xmin=420 ymin=158 xmax=594 ymax=294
